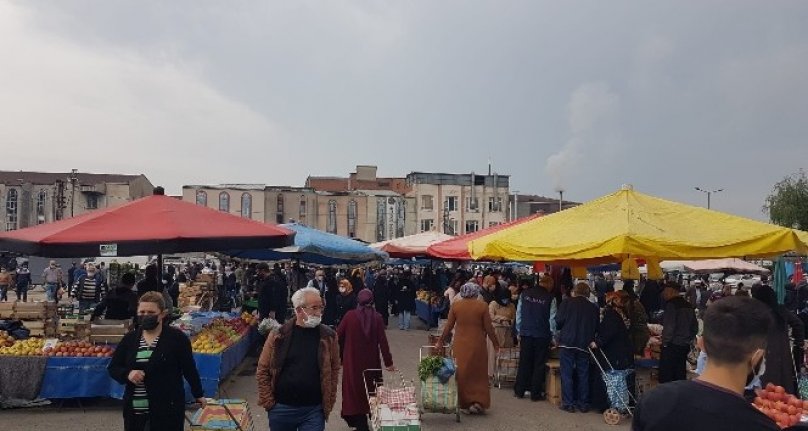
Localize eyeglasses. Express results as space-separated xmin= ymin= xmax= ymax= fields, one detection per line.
xmin=299 ymin=305 xmax=324 ymax=312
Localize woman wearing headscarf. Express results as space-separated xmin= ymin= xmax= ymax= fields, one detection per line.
xmin=436 ymin=282 xmax=500 ymax=415
xmin=752 ymin=284 xmax=805 ymax=394
xmin=590 ymin=291 xmax=635 ymax=412
xmin=337 ymin=289 xmax=395 ymax=431
xmin=487 ymin=287 xmax=516 ymax=379
xmin=335 ymin=279 xmax=357 ymax=327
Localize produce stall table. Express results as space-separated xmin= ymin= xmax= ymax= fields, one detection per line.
xmin=415 ymin=300 xmax=441 ymax=329
xmin=31 ymin=328 xmax=257 ymax=400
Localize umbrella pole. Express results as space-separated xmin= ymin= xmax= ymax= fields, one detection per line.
xmin=157 ymin=253 xmax=164 ymax=291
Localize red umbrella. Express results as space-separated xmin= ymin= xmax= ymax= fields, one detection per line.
xmin=0 ymin=188 xmax=294 ymax=257
xmin=426 ymin=213 xmax=542 ymax=261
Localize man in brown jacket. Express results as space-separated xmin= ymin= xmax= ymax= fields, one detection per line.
xmin=257 ymin=287 xmax=340 ymax=431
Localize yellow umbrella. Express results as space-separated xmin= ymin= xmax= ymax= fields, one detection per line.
xmin=795 ymin=229 xmax=808 ymax=250
xmin=469 ymin=185 xmax=808 ymax=263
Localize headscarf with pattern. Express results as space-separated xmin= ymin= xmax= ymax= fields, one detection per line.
xmin=459 ymin=282 xmax=480 ymax=299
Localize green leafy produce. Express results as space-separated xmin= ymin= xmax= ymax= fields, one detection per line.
xmin=418 ymin=355 xmax=444 ymax=381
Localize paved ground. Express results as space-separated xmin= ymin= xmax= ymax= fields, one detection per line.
xmin=3 ymin=295 xmax=627 ymax=430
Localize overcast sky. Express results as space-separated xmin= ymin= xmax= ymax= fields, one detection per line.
xmin=2 ymin=1 xmax=807 ymax=220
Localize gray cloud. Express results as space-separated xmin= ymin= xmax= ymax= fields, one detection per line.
xmin=2 ymin=0 xmax=808 ymax=220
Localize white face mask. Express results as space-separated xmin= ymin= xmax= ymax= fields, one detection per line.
xmin=300 ymin=309 xmax=321 ymax=328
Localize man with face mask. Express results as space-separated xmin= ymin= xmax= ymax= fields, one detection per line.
xmin=257 ymin=287 xmax=340 ymax=431
xmin=633 ymin=296 xmax=777 ymax=431
xmin=307 ymin=269 xmax=328 ymax=296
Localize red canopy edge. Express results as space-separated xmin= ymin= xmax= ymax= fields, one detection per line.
xmin=426 ymin=213 xmax=542 ymax=261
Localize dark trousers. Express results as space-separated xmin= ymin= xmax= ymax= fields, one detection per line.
xmin=343 ymin=414 xmax=370 ymax=431
xmin=560 ymin=348 xmax=591 ymax=409
xmin=514 ymin=336 xmax=551 ymax=399
xmin=659 ymin=343 xmax=690 ymax=383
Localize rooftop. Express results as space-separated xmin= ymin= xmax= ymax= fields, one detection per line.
xmin=0 ymin=170 xmax=144 ymax=185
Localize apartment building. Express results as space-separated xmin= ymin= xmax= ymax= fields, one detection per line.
xmin=406 ymin=172 xmax=510 ymax=235
xmin=0 ymin=170 xmax=153 ymax=231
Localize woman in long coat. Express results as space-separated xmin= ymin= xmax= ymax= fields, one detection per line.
xmin=338 ymin=289 xmax=395 ymax=431
xmin=590 ymin=291 xmax=635 ymax=412
xmin=752 ymin=285 xmax=805 ymax=394
xmin=436 ymin=282 xmax=500 ymax=415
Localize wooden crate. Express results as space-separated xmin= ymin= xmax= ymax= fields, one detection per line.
xmin=0 ymin=302 xmax=14 ymax=319
xmin=546 ymin=359 xmax=561 ymax=406
xmin=90 ymin=334 xmax=125 ymax=344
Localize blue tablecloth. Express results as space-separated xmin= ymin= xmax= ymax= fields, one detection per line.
xmin=415 ymin=300 xmax=440 ymax=328
xmin=38 ymin=328 xmax=256 ymax=400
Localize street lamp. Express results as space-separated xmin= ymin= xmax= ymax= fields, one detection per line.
xmin=694 ymin=187 xmax=723 ymax=210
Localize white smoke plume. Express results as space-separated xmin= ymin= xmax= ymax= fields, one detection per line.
xmin=546 ymin=82 xmax=621 ymax=192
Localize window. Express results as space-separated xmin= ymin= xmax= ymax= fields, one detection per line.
xmin=241 ymin=193 xmax=252 ymax=218
xmin=347 ymin=200 xmax=357 ymax=238
xmin=36 ymin=190 xmax=47 ymax=224
xmin=489 ymin=221 xmax=501 ymax=228
xmin=6 ymin=189 xmax=19 ymax=231
xmin=276 ymin=194 xmax=284 ymax=224
xmin=327 ymin=200 xmax=337 ymax=234
xmin=299 ymin=195 xmax=307 ymax=220
xmin=396 ymin=199 xmax=406 ymax=238
xmin=376 ymin=200 xmax=386 ymax=241
xmin=218 ymin=192 xmax=230 ymax=212
xmin=465 ymin=220 xmax=479 ymax=234
xmin=465 ymin=197 xmax=479 ymax=211
xmin=444 ymin=196 xmax=458 ymax=212
xmin=420 ymin=219 xmax=434 ymax=232
xmin=445 ymin=219 xmax=458 ymax=235
xmin=86 ymin=194 xmax=99 ymax=210
xmin=488 ymin=197 xmax=503 ymax=212
xmin=196 ymin=190 xmax=207 ymax=206
xmin=421 ymin=195 xmax=434 ymax=210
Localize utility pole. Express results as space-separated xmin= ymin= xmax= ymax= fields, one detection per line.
xmin=694 ymin=187 xmax=723 ymax=210
xmin=69 ymin=169 xmax=78 ymax=217
xmin=558 ymin=190 xmax=564 ymax=212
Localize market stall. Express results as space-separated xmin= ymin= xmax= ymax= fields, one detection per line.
xmin=425 ymin=213 xmax=541 ymax=261
xmin=0 ymin=312 xmax=258 ymax=401
xmin=370 ymin=231 xmax=453 ymax=258
xmin=414 ymin=291 xmax=446 ymax=328
xmin=468 ymin=185 xmax=808 ymax=265
xmin=228 ymin=222 xmax=388 ymax=264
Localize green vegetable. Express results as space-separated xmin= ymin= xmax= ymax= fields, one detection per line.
xmin=418 ymin=355 xmax=444 ymax=381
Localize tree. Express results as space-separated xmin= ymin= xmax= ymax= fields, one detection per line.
xmin=764 ymin=170 xmax=808 ymax=230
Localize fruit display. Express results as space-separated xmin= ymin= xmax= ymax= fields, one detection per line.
xmin=416 ymin=290 xmax=442 ymax=306
xmin=0 ymin=337 xmax=45 ymax=356
xmin=191 ymin=317 xmax=247 ymax=354
xmin=0 ymin=330 xmax=14 ymax=347
xmin=47 ymin=340 xmax=115 ymax=358
xmin=753 ymin=383 xmax=808 ymax=428
xmin=240 ymin=311 xmax=258 ymax=326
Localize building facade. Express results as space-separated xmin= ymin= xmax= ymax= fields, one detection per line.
xmin=405 ymin=172 xmax=510 ymax=235
xmin=510 ymin=194 xmax=580 ymax=219
xmin=0 ymin=170 xmax=153 ymax=231
xmin=181 ymin=185 xmax=318 ymax=225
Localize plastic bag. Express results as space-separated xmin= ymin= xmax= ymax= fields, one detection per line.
xmin=257 ymin=318 xmax=280 ymax=336
xmin=436 ymin=357 xmax=455 ymax=384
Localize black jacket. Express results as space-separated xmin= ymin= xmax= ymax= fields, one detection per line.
xmin=258 ymin=273 xmax=289 ymax=321
xmin=396 ymin=279 xmax=416 ymax=313
xmin=108 ymin=326 xmax=203 ymax=431
xmin=335 ymin=291 xmax=357 ymax=327
xmin=595 ymin=308 xmax=634 ymax=370
xmin=661 ymin=296 xmax=698 ymax=347
xmin=372 ymin=277 xmax=391 ymax=316
xmin=555 ymin=296 xmax=600 ymax=350
xmin=91 ymin=288 xmax=138 ymax=320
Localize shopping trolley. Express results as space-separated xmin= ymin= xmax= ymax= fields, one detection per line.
xmin=364 ymin=369 xmax=419 ymax=431
xmin=492 ymin=325 xmax=519 ymax=388
xmin=559 ymin=346 xmax=637 ymax=425
xmin=419 ymin=345 xmax=460 ymax=423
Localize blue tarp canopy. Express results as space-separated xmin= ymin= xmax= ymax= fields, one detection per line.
xmin=227 ymin=223 xmax=388 ymax=265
